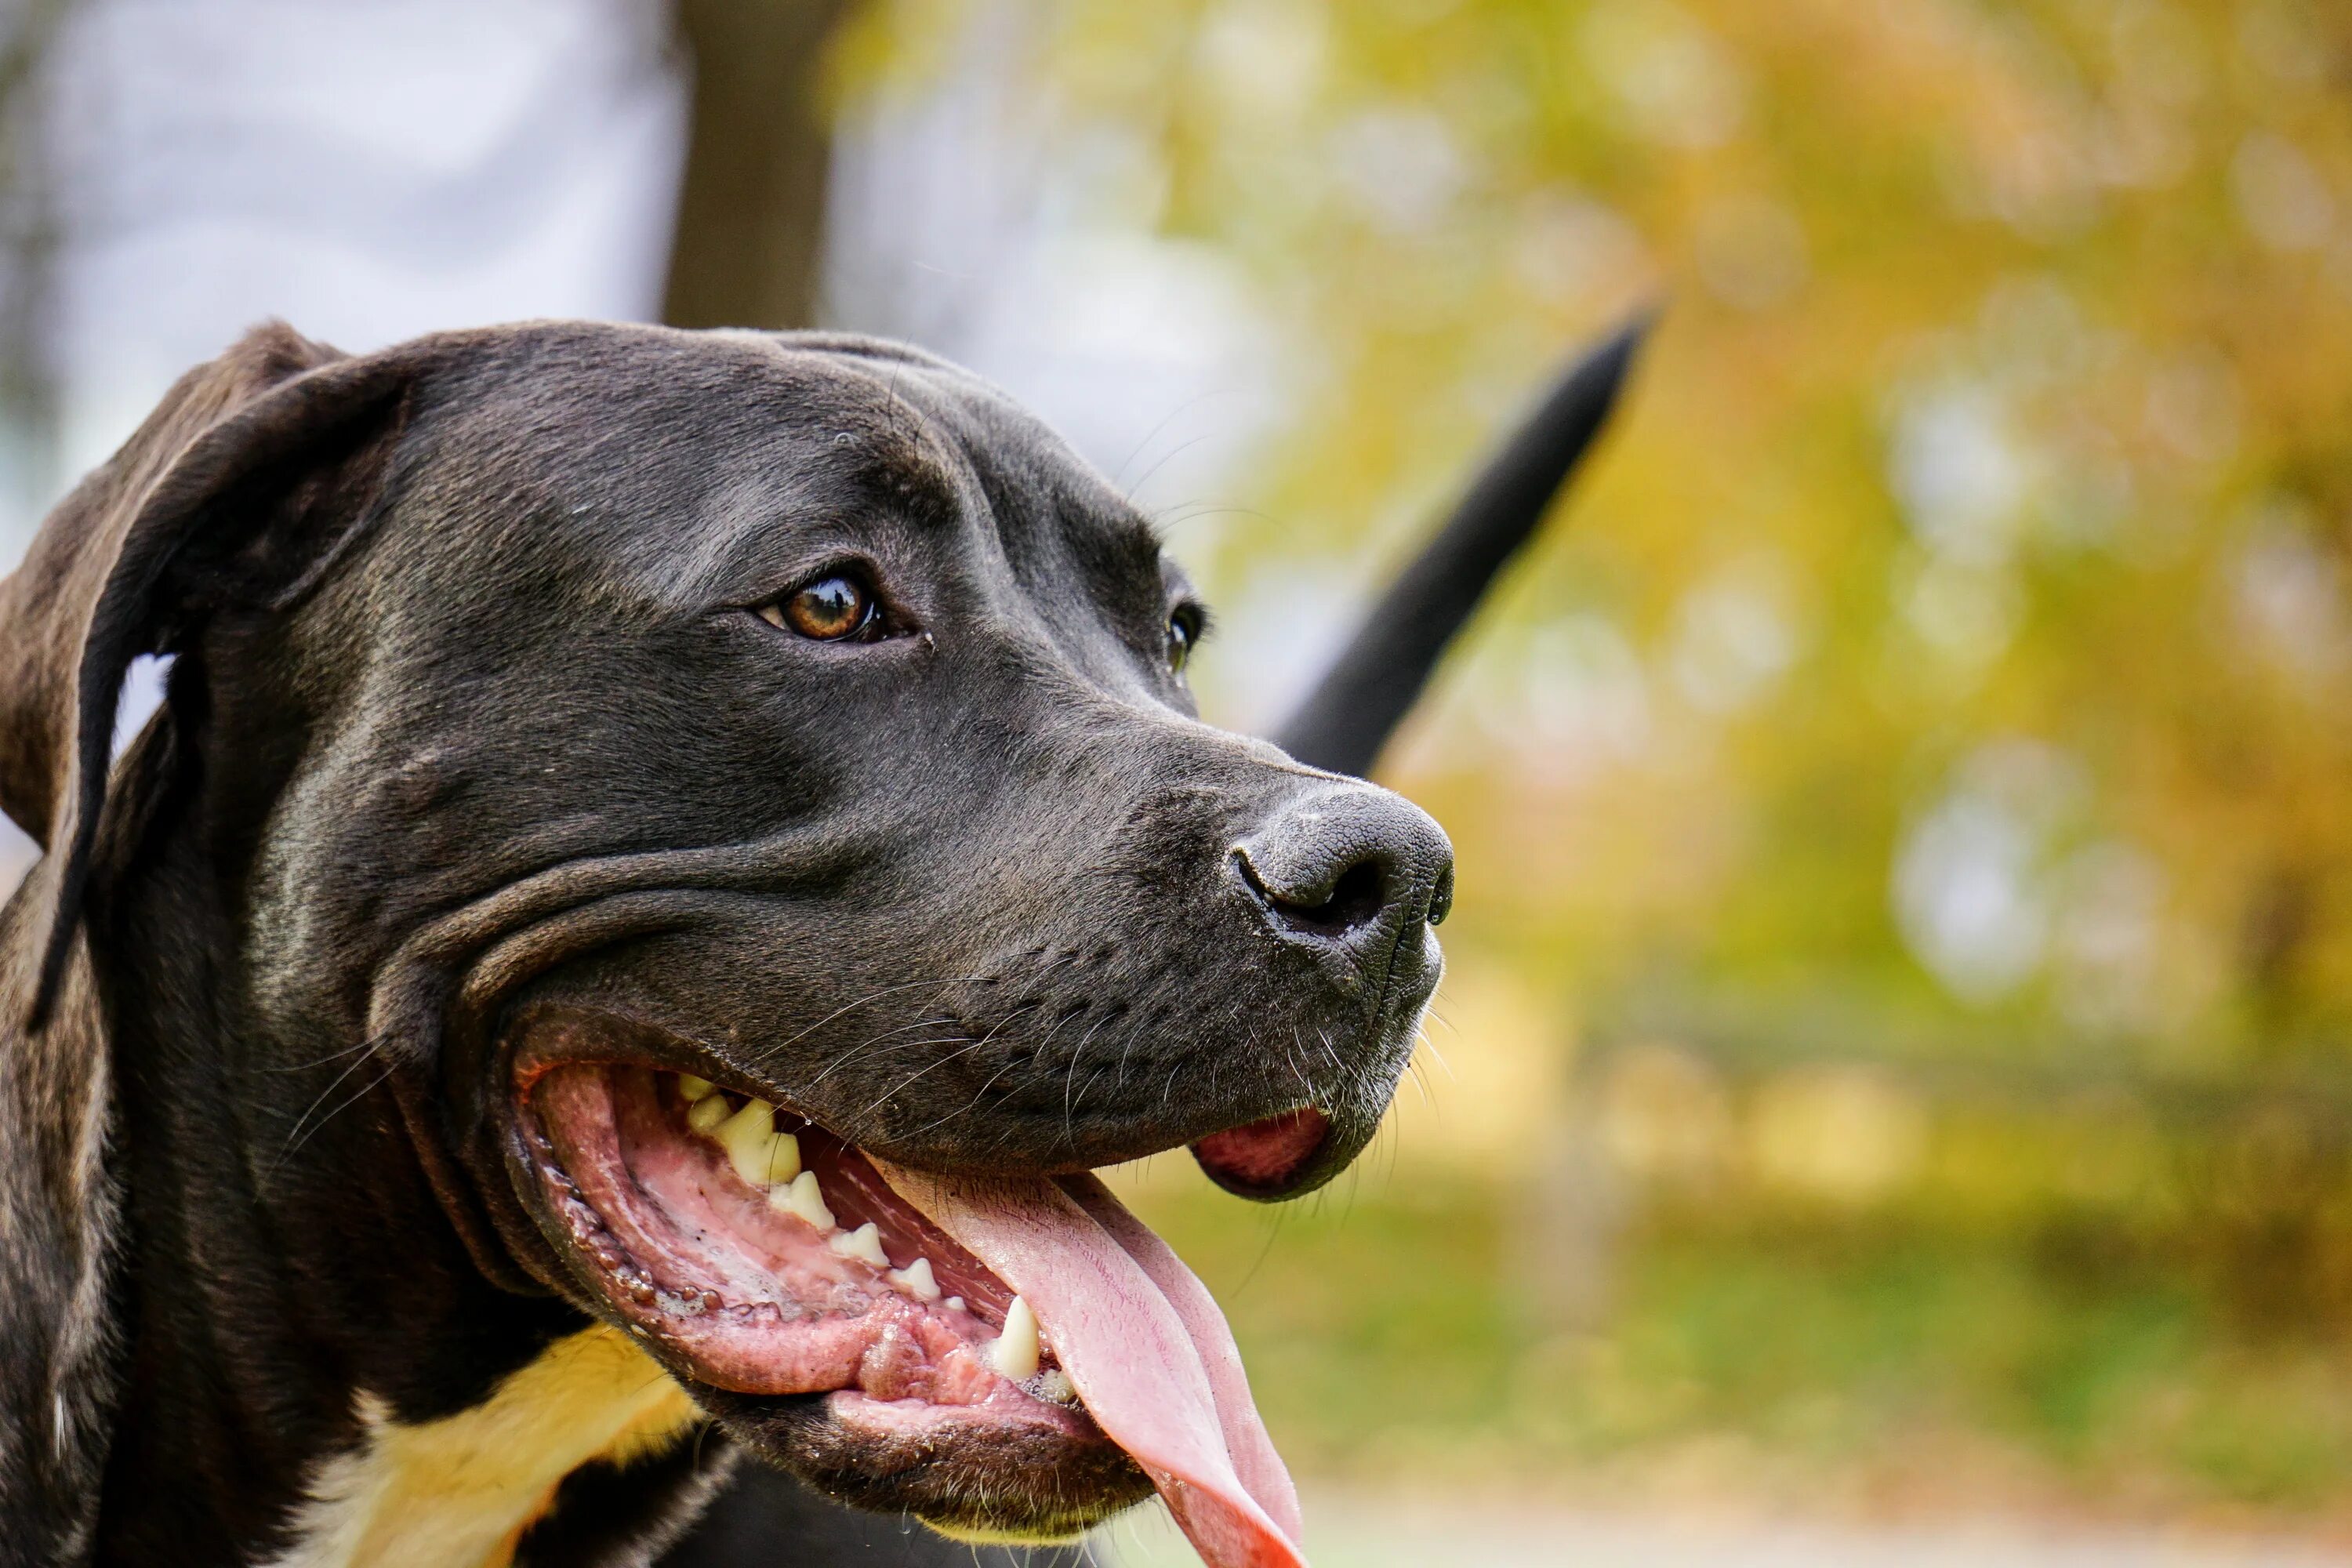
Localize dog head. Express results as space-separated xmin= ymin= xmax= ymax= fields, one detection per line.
xmin=0 ymin=321 xmax=1450 ymax=1560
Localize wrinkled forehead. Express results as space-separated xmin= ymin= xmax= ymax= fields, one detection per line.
xmin=855 ymin=345 xmax=1175 ymax=612
xmin=398 ymin=328 xmax=1167 ymax=612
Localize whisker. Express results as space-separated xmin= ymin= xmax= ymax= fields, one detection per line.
xmin=1060 ymin=1014 xmax=1118 ymax=1133
xmin=1123 ymin=430 xmax=1218 ymax=507
xmin=847 ymin=1035 xmax=994 ymax=1123
xmin=763 ymin=976 xmax=984 ymax=1070
xmin=805 ymin=1012 xmax=971 ymax=1089
xmin=273 ymin=1029 xmax=395 ymax=1163
xmin=1113 ymin=387 xmax=1233 ymax=491
xmin=905 ymin=1052 xmax=1029 ymax=1141
xmin=271 ymin=1046 xmax=405 ymax=1177
xmin=262 ymin=1035 xmax=387 ymax=1074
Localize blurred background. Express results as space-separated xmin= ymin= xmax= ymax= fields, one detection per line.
xmin=3 ymin=1 xmax=2351 ymax=1563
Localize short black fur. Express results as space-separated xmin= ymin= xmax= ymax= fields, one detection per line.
xmin=0 ymin=321 xmax=1455 ymax=1566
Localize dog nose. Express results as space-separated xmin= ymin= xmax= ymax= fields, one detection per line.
xmin=1233 ymin=784 xmax=1454 ymax=953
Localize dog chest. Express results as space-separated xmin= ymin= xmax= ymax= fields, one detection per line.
xmin=261 ymin=1324 xmax=696 ymax=1568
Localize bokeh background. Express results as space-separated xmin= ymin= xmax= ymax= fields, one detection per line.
xmin=3 ymin=2 xmax=2350 ymax=1563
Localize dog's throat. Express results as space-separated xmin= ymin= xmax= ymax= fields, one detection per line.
xmin=261 ymin=1325 xmax=695 ymax=1568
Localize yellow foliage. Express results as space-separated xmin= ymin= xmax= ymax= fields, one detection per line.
xmin=839 ymin=0 xmax=2352 ymax=1065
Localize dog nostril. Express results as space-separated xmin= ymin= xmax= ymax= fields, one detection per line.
xmin=1234 ymin=783 xmax=1453 ymax=950
xmin=1236 ymin=845 xmax=1397 ymax=942
xmin=1232 ymin=851 xmax=1392 ymax=940
xmin=1232 ymin=789 xmax=1449 ymax=949
xmin=1276 ymin=857 xmax=1388 ymax=937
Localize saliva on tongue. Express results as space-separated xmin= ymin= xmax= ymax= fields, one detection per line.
xmin=869 ymin=1159 xmax=1308 ymax=1568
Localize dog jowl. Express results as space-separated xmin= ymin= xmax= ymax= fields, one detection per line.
xmin=0 ymin=321 xmax=1450 ymax=1566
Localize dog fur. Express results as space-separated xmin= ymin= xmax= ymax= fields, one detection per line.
xmin=0 ymin=320 xmax=1457 ymax=1565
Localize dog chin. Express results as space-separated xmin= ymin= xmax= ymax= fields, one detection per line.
xmin=710 ymin=1386 xmax=1153 ymax=1540
xmin=511 ymin=1060 xmax=1149 ymax=1537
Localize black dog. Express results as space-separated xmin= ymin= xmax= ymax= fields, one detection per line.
xmin=656 ymin=317 xmax=1650 ymax=1568
xmin=0 ymin=320 xmax=1464 ymax=1566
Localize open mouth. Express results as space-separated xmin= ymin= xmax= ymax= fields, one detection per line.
xmin=513 ymin=1054 xmax=1308 ymax=1566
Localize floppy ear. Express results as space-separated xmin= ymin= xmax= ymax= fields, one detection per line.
xmin=0 ymin=322 xmax=433 ymax=1557
xmin=0 ymin=321 xmax=425 ymax=1029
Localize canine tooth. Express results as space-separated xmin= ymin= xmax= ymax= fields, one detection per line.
xmin=677 ymin=1074 xmax=717 ymax=1102
xmin=716 ymin=1102 xmax=779 ymax=1187
xmin=686 ymin=1094 xmax=731 ymax=1135
xmin=991 ymin=1295 xmax=1040 ymax=1381
xmin=944 ymin=1296 xmax=965 ymax=1313
xmin=764 ymin=1131 xmax=802 ymax=1186
xmin=887 ymin=1256 xmax=942 ymax=1301
xmin=829 ymin=1221 xmax=887 ymax=1267
xmin=771 ymin=1170 xmax=834 ymax=1229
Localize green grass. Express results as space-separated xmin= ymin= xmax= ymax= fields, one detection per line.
xmin=1123 ymin=1174 xmax=2352 ymax=1518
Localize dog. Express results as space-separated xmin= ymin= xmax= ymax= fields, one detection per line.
xmin=0 ymin=318 xmax=1465 ymax=1567
xmin=652 ymin=314 xmax=1649 ymax=1568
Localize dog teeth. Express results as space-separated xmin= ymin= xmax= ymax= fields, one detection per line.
xmin=991 ymin=1295 xmax=1040 ymax=1380
xmin=887 ymin=1256 xmax=942 ymax=1301
xmin=677 ymin=1074 xmax=717 ymax=1103
xmin=685 ymin=1094 xmax=731 ymax=1135
xmin=714 ymin=1101 xmax=790 ymax=1189
xmin=1033 ymin=1368 xmax=1076 ymax=1405
xmin=771 ymin=1170 xmax=834 ymax=1229
xmin=944 ymin=1295 xmax=966 ymax=1313
xmin=829 ymin=1221 xmax=888 ymax=1267
xmin=761 ymin=1131 xmax=801 ymax=1185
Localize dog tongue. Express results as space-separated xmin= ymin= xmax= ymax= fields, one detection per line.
xmin=869 ymin=1159 xmax=1307 ymax=1568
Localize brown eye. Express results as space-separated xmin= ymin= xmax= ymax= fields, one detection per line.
xmin=762 ymin=575 xmax=873 ymax=641
xmin=1167 ymin=607 xmax=1201 ymax=674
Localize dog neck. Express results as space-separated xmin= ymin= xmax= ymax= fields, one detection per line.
xmin=54 ymin=733 xmax=711 ymax=1564
xmin=257 ymin=1325 xmax=697 ymax=1568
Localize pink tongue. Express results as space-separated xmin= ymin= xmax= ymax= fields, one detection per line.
xmin=869 ymin=1159 xmax=1307 ymax=1568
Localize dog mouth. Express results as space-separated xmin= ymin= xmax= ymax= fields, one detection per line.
xmin=514 ymin=1058 xmax=1308 ymax=1565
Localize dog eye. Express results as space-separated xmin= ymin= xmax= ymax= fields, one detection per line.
xmin=1167 ymin=605 xmax=1203 ymax=675
xmin=760 ymin=576 xmax=875 ymax=641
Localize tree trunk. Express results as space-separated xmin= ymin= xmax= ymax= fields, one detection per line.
xmin=661 ymin=0 xmax=852 ymax=331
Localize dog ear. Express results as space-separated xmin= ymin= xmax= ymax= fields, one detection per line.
xmin=0 ymin=320 xmax=424 ymax=1029
xmin=0 ymin=323 xmax=433 ymax=1554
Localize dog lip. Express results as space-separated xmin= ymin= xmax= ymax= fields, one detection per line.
xmin=699 ymin=1386 xmax=1153 ymax=1538
xmin=1189 ymin=1106 xmax=1333 ymax=1199
xmin=499 ymin=1011 xmax=1120 ymax=1189
xmin=510 ymin=1053 xmax=1311 ymax=1562
xmin=507 ymin=1026 xmax=816 ymax=1135
xmin=504 ymin=1057 xmax=1154 ymax=1536
xmin=512 ymin=1062 xmax=1033 ymax=1359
